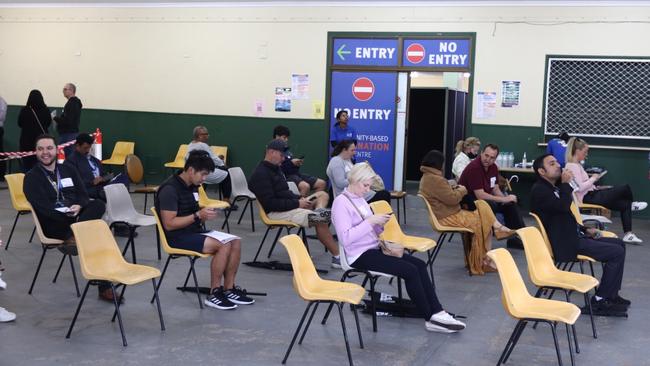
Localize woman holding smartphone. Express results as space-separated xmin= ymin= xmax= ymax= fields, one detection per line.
xmin=565 ymin=137 xmax=646 ymax=243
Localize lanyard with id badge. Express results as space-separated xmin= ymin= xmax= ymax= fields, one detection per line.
xmin=42 ymin=166 xmax=75 ymax=215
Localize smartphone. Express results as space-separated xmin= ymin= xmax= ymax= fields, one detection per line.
xmin=599 ymin=170 xmax=608 ymax=178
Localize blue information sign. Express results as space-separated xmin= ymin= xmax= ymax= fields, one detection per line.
xmin=332 ymin=38 xmax=399 ymax=67
xmin=402 ymin=39 xmax=471 ymax=69
xmin=330 ymin=71 xmax=397 ymax=190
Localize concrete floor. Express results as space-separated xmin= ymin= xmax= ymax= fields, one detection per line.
xmin=0 ymin=182 xmax=648 ymax=366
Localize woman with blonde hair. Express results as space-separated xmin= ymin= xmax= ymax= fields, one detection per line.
xmin=332 ymin=162 xmax=466 ymax=333
xmin=419 ymin=150 xmax=514 ymax=275
xmin=451 ymin=137 xmax=481 ymax=179
xmin=565 ymin=137 xmax=646 ymax=244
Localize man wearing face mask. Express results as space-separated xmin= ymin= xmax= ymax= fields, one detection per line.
xmin=23 ymin=134 xmax=119 ymax=302
xmin=452 ymin=137 xmax=481 ymax=179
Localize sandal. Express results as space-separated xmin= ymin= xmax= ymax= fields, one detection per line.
xmin=493 ymin=224 xmax=516 ymax=240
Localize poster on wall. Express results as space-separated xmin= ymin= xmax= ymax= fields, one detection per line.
xmin=330 ymin=71 xmax=397 ymax=190
xmin=274 ymin=87 xmax=292 ymax=112
xmin=501 ymin=81 xmax=521 ymax=107
xmin=254 ymin=99 xmax=264 ymax=117
xmin=312 ymin=100 xmax=324 ymax=119
xmin=291 ymin=74 xmax=310 ymax=100
xmin=476 ymin=91 xmax=497 ymax=119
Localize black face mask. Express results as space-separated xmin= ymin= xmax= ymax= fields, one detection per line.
xmin=466 ymin=152 xmax=478 ymax=159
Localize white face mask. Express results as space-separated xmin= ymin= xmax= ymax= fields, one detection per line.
xmin=580 ymin=160 xmax=585 ymax=165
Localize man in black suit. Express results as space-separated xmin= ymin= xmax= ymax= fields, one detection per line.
xmin=530 ymin=154 xmax=629 ymax=315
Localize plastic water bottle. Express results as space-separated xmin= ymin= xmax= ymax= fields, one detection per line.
xmin=507 ymin=152 xmax=514 ymax=168
xmin=522 ymin=152 xmax=527 ymax=166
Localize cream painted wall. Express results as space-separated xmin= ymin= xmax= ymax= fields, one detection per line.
xmin=0 ymin=5 xmax=649 ymax=127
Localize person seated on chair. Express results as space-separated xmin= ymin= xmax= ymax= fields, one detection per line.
xmin=273 ymin=125 xmax=326 ymax=197
xmin=327 ymin=139 xmax=390 ymax=203
xmin=64 ymin=132 xmax=129 ymax=201
xmin=458 ymin=143 xmax=525 ymax=249
xmin=451 ymin=136 xmax=480 ymax=180
xmin=564 ymin=137 xmax=646 ymax=244
xmin=23 ymin=134 xmax=117 ymax=303
xmin=419 ymin=150 xmax=513 ymax=275
xmin=531 ymin=154 xmax=630 ymax=314
xmin=156 ymin=150 xmax=254 ymax=310
xmin=332 ymin=163 xmax=466 ymax=333
xmin=186 ymin=125 xmax=236 ymax=209
xmin=249 ymin=139 xmax=341 ymax=268
xmin=330 ymin=110 xmax=358 ymax=148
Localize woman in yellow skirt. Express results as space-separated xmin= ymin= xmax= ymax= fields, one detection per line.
xmin=418 ymin=150 xmax=514 ymax=275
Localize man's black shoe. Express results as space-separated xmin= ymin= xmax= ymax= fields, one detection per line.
xmin=589 ymin=296 xmax=628 ymax=313
xmin=506 ymin=237 xmax=524 ymax=250
xmin=612 ymin=295 xmax=631 ymax=307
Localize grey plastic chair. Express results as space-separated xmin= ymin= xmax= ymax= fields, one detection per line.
xmin=104 ymin=183 xmax=157 ymax=263
xmin=227 ymin=167 xmax=257 ymax=232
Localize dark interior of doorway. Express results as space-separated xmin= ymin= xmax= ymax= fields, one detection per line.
xmin=405 ymin=88 xmax=467 ymax=181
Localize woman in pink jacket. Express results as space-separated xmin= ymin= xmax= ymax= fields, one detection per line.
xmin=565 ymin=137 xmax=646 ymax=244
xmin=331 ymin=162 xmax=466 ymax=334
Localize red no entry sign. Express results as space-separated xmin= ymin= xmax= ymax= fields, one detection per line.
xmin=406 ymin=43 xmax=425 ymax=64
xmin=352 ymin=77 xmax=375 ymax=101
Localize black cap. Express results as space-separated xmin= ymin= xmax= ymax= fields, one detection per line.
xmin=266 ymin=139 xmax=288 ymax=153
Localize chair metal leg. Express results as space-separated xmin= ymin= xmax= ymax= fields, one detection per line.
xmin=584 ymin=292 xmax=597 ymax=338
xmin=282 ymin=302 xmax=313 ymax=364
xmin=267 ymin=227 xmax=284 ymax=259
xmin=351 ymin=303 xmax=364 ymax=349
xmin=129 ymin=226 xmax=138 ymax=263
xmin=402 ymin=196 xmax=407 ymax=225
xmin=298 ymin=302 xmax=320 ymax=344
xmin=151 ymin=256 xmax=172 ymax=303
xmin=189 ymin=257 xmax=203 ymax=309
xmin=112 ymin=285 xmax=128 ymax=322
xmin=550 ymin=322 xmax=563 ymax=366
xmin=29 ymin=226 xmax=36 ymax=243
xmin=5 ymin=212 xmax=20 ymax=250
xmin=565 ymin=323 xmax=575 ymax=366
xmin=53 ymin=254 xmax=67 ymax=283
xmin=250 ymin=199 xmax=255 ymax=232
xmin=497 ymin=319 xmax=524 ymax=365
xmin=28 ymin=246 xmax=48 ymax=295
xmin=503 ymin=320 xmax=528 ymax=364
xmin=66 ymin=281 xmax=91 ymax=339
xmin=562 ymin=291 xmax=579 ymax=353
xmin=151 ymin=278 xmax=166 ymax=331
xmin=337 ymin=302 xmax=354 ymax=366
xmin=143 ymin=193 xmax=149 ymax=214
xmin=182 ymin=263 xmax=193 ymax=288
xmin=253 ymin=227 xmax=271 ymax=262
xmin=299 ymin=228 xmax=310 ymax=256
xmin=236 ymin=198 xmax=248 ymax=225
xmin=369 ymin=276 xmax=378 ymax=332
xmin=110 ymin=283 xmax=128 ymax=346
xmin=155 ymin=228 xmax=161 ymax=260
xmin=395 ymin=198 xmax=401 ymax=224
xmin=69 ymin=254 xmax=81 ymax=297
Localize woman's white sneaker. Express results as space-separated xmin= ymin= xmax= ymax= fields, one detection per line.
xmin=0 ymin=307 xmax=16 ymax=322
xmin=631 ymin=202 xmax=647 ymax=211
xmin=426 ymin=311 xmax=466 ymax=333
xmin=623 ymin=232 xmax=643 ymax=244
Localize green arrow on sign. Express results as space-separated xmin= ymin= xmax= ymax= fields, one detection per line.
xmin=337 ymin=44 xmax=351 ymax=60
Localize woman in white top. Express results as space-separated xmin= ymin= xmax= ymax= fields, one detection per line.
xmin=451 ymin=137 xmax=481 ymax=179
xmin=326 ymin=140 xmax=390 ymax=203
xmin=565 ymin=137 xmax=646 ymax=244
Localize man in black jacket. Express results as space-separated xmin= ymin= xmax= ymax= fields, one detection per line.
xmin=24 ymin=134 xmax=119 ymax=302
xmin=249 ymin=139 xmax=340 ymax=268
xmin=530 ymin=154 xmax=628 ymax=315
xmin=54 ymin=83 xmax=82 ymax=156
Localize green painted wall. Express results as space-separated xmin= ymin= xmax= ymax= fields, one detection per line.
xmin=3 ymin=106 xmax=329 ymax=184
xmin=471 ymin=124 xmax=650 ymax=219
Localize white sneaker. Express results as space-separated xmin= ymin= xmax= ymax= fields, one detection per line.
xmin=623 ymin=232 xmax=643 ymax=244
xmin=0 ymin=307 xmax=16 ymax=322
xmin=426 ymin=311 xmax=466 ymax=333
xmin=631 ymin=202 xmax=647 ymax=211
xmin=0 ymin=276 xmax=6 ymax=290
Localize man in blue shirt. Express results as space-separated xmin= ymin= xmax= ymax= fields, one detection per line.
xmin=546 ymin=132 xmax=570 ymax=167
xmin=330 ymin=110 xmax=357 ymax=148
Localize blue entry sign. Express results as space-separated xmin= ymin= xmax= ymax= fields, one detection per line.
xmin=330 ymin=71 xmax=397 ymax=190
xmin=402 ymin=39 xmax=471 ymax=69
xmin=332 ymin=38 xmax=399 ymax=67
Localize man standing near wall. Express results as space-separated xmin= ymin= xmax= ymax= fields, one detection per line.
xmin=458 ymin=144 xmax=525 ymax=249
xmin=54 ymin=83 xmax=82 ymax=157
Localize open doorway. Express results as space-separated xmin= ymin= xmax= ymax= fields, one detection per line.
xmin=405 ymin=72 xmax=469 ymax=181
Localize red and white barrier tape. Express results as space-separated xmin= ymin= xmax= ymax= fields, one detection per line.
xmin=0 ymin=132 xmax=97 ymax=162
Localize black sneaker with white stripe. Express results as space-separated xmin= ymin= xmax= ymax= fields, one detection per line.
xmin=224 ymin=286 xmax=255 ymax=305
xmin=205 ymin=287 xmax=237 ymax=310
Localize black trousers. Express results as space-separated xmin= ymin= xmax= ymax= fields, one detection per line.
xmin=352 ymin=249 xmax=443 ymax=320
xmin=577 ymin=237 xmax=626 ymax=299
xmin=367 ymin=189 xmax=391 ymax=204
xmin=44 ymin=200 xmax=106 ymax=240
xmin=584 ymin=185 xmax=634 ymax=233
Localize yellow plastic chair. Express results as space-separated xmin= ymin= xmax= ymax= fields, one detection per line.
xmin=518 ymin=227 xmax=600 ymax=342
xmin=125 ymin=154 xmax=159 ymax=214
xmin=4 ymin=173 xmax=35 ymax=250
xmin=417 ymin=194 xmax=473 ymax=275
xmin=488 ymin=248 xmax=581 ymax=366
xmin=570 ymin=203 xmax=617 ymax=238
xmin=27 ymin=207 xmax=81 ymax=297
xmin=210 ymin=145 xmax=228 ymax=165
xmin=389 ymin=190 xmax=407 ymax=224
xmin=279 ymin=234 xmax=364 ymax=366
xmin=102 ymin=141 xmax=135 ymax=166
xmin=252 ymin=201 xmax=305 ymax=262
xmin=67 ymin=220 xmax=164 ymax=347
xmin=572 ymin=191 xmax=611 ymax=219
xmin=164 ymin=144 xmax=188 ymax=169
xmin=150 ymin=208 xmax=213 ymax=309
xmin=198 ymin=185 xmax=231 ymax=232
